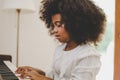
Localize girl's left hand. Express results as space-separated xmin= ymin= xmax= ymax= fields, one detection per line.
xmin=22 ymin=70 xmax=52 ymax=80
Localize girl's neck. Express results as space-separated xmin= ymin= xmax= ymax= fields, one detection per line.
xmin=64 ymin=41 xmax=79 ymax=51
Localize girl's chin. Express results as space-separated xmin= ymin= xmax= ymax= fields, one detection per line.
xmin=58 ymin=40 xmax=67 ymax=43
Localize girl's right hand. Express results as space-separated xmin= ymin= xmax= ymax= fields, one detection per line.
xmin=15 ymin=66 xmax=35 ymax=74
xmin=15 ymin=66 xmax=45 ymax=79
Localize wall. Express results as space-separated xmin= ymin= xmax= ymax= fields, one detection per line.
xmin=0 ymin=0 xmax=57 ymax=72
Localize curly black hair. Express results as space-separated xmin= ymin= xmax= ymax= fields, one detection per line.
xmin=40 ymin=0 xmax=106 ymax=46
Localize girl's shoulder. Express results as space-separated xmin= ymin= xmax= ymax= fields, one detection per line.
xmin=75 ymin=44 xmax=101 ymax=58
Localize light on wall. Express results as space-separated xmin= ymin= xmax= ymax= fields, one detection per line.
xmin=2 ymin=0 xmax=36 ymax=67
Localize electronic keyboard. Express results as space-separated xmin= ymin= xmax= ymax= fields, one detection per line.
xmin=0 ymin=60 xmax=30 ymax=80
xmin=0 ymin=60 xmax=19 ymax=80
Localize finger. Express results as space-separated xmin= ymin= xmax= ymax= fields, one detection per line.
xmin=23 ymin=71 xmax=36 ymax=80
xmin=15 ymin=67 xmax=20 ymax=73
xmin=15 ymin=67 xmax=22 ymax=73
xmin=16 ymin=67 xmax=26 ymax=74
xmin=20 ymin=72 xmax=29 ymax=79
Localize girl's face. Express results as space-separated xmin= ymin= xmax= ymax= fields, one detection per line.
xmin=51 ymin=14 xmax=70 ymax=43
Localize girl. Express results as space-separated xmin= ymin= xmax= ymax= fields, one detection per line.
xmin=16 ymin=0 xmax=106 ymax=80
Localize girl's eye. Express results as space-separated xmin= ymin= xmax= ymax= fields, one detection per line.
xmin=50 ymin=21 xmax=63 ymax=30
xmin=56 ymin=24 xmax=62 ymax=27
xmin=55 ymin=21 xmax=63 ymax=27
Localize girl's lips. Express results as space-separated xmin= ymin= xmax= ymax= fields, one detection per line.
xmin=55 ymin=35 xmax=60 ymax=39
xmin=55 ymin=35 xmax=60 ymax=37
